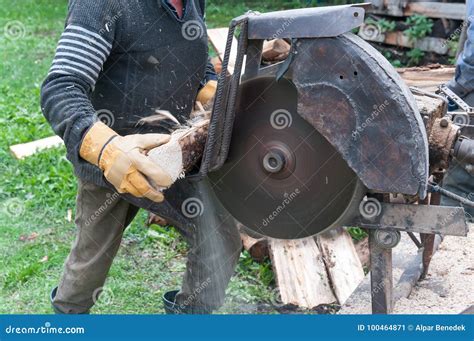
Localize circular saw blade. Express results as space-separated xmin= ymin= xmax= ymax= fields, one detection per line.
xmin=210 ymin=78 xmax=364 ymax=239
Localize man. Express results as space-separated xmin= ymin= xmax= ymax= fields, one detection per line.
xmin=41 ymin=0 xmax=242 ymax=314
xmin=443 ymin=0 xmax=474 ymax=221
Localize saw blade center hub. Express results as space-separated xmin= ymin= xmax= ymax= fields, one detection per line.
xmin=263 ymin=151 xmax=285 ymax=173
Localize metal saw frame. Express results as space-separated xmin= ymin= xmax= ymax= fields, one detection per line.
xmin=199 ymin=4 xmax=470 ymax=314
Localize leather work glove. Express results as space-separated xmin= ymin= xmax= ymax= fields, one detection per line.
xmin=79 ymin=121 xmax=172 ymax=202
xmin=196 ymin=80 xmax=217 ymax=106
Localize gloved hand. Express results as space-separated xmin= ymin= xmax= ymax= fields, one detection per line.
xmin=196 ymin=80 xmax=217 ymax=106
xmin=79 ymin=121 xmax=172 ymax=202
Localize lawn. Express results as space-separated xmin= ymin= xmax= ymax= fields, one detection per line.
xmin=0 ymin=0 xmax=336 ymax=314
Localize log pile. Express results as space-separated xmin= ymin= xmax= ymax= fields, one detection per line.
xmin=358 ymin=1 xmax=466 ymax=62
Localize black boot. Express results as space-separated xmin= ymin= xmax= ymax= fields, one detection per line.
xmin=162 ymin=290 xmax=212 ymax=314
xmin=50 ymin=287 xmax=90 ymax=314
xmin=50 ymin=287 xmax=66 ymax=314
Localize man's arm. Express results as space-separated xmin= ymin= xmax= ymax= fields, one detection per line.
xmin=41 ymin=0 xmax=172 ymax=202
xmin=41 ymin=0 xmax=119 ymax=164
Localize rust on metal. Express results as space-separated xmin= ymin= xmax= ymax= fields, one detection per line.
xmin=291 ymin=33 xmax=429 ymax=197
xmin=428 ymin=118 xmax=460 ymax=172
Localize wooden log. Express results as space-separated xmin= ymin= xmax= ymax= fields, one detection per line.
xmin=147 ymin=212 xmax=169 ymax=226
xmin=354 ymin=236 xmax=370 ymax=269
xmin=269 ymin=238 xmax=337 ymax=308
xmin=262 ymin=39 xmax=290 ymax=62
xmin=9 ymin=135 xmax=63 ymax=159
xmin=397 ymin=64 xmax=455 ymax=92
xmin=236 ymin=222 xmax=269 ymax=262
xmin=368 ymin=2 xmax=466 ymax=20
xmin=240 ymin=231 xmax=269 ymax=262
xmin=145 ymin=109 xmax=210 ymax=189
xmin=359 ymin=23 xmax=452 ymax=55
xmin=317 ymin=227 xmax=365 ymax=304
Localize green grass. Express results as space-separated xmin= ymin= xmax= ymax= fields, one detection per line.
xmin=1 ymin=0 xmax=332 ymax=314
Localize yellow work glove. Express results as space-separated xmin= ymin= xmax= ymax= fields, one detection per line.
xmin=196 ymin=80 xmax=217 ymax=106
xmin=79 ymin=122 xmax=172 ymax=202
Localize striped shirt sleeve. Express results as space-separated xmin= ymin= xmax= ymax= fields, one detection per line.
xmin=48 ymin=24 xmax=112 ymax=87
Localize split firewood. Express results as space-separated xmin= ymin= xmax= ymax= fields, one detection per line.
xmin=147 ymin=213 xmax=169 ymax=226
xmin=262 ymin=39 xmax=291 ymax=63
xmin=236 ymin=223 xmax=269 ymax=262
xmin=140 ymin=104 xmax=211 ymax=190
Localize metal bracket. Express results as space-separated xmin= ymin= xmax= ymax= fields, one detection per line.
xmin=352 ymin=202 xmax=469 ymax=236
xmin=439 ymin=84 xmax=474 ymax=114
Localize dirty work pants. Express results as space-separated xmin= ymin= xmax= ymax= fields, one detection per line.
xmin=455 ymin=0 xmax=474 ymax=91
xmin=441 ymin=160 xmax=474 ymax=222
xmin=52 ymin=177 xmax=242 ymax=314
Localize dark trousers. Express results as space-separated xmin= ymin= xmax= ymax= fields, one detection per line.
xmin=52 ymin=178 xmax=242 ymax=313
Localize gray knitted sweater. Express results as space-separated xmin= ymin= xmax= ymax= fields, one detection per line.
xmin=41 ymin=0 xmax=215 ymax=186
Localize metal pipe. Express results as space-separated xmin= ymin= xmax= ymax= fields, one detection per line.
xmin=428 ymin=181 xmax=474 ymax=208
